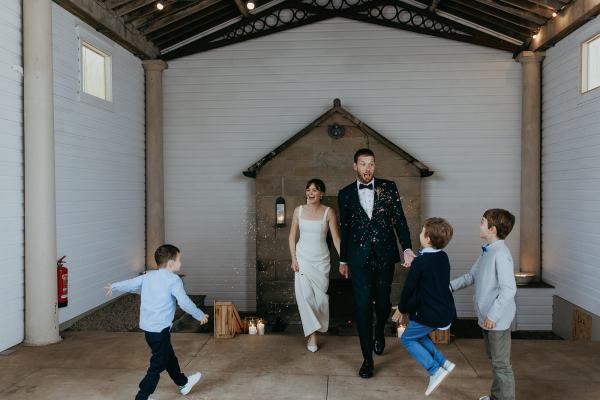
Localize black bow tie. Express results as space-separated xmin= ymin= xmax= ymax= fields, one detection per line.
xmin=359 ymin=183 xmax=373 ymax=190
xmin=482 ymin=245 xmax=488 ymax=253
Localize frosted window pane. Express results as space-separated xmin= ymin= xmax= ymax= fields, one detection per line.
xmin=587 ymin=37 xmax=600 ymax=91
xmin=82 ymin=44 xmax=107 ymax=100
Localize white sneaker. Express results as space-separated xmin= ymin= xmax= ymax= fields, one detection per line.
xmin=179 ymin=372 xmax=202 ymax=395
xmin=442 ymin=360 xmax=456 ymax=373
xmin=425 ymin=367 xmax=450 ymax=396
xmin=479 ymin=397 xmax=491 ymax=400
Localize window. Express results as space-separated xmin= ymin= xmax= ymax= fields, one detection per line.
xmin=81 ymin=41 xmax=112 ymax=101
xmin=582 ymin=33 xmax=600 ymax=93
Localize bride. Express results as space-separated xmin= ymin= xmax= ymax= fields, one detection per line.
xmin=288 ymin=178 xmax=341 ymax=352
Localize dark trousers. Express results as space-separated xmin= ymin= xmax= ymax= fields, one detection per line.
xmin=135 ymin=327 xmax=188 ymax=400
xmin=349 ymin=252 xmax=395 ymax=362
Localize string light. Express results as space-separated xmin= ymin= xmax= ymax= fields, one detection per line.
xmin=552 ymin=12 xmax=558 ymax=18
xmin=156 ymin=2 xmax=164 ymax=10
xmin=246 ymin=0 xmax=255 ymax=10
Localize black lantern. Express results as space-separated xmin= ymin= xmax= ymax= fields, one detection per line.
xmin=275 ymin=196 xmax=286 ymax=227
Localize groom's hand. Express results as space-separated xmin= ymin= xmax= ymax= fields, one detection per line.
xmin=391 ymin=309 xmax=402 ymax=324
xmin=402 ymin=249 xmax=416 ymax=268
xmin=339 ymin=263 xmax=349 ymax=279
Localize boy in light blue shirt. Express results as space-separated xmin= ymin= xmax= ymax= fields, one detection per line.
xmin=106 ymin=244 xmax=208 ymax=400
xmin=450 ymin=209 xmax=517 ymax=400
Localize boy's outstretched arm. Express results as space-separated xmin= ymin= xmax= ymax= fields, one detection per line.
xmin=450 ymin=260 xmax=478 ymax=292
xmin=107 ymin=275 xmax=144 ymax=296
xmin=172 ymin=279 xmax=209 ymax=324
xmin=486 ymin=252 xmax=517 ymax=324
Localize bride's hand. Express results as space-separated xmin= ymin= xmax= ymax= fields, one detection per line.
xmin=291 ymin=259 xmax=299 ymax=272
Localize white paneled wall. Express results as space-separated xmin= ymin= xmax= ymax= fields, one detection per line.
xmin=53 ymin=4 xmax=146 ymax=323
xmin=164 ymin=19 xmax=522 ymax=314
xmin=542 ymin=16 xmax=600 ymax=316
xmin=0 ymin=0 xmax=24 ymax=352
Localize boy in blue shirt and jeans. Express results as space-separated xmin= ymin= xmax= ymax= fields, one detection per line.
xmin=393 ymin=217 xmax=457 ymax=396
xmin=106 ymin=244 xmax=208 ymax=400
xmin=450 ymin=209 xmax=517 ymax=400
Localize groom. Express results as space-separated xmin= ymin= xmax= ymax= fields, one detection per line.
xmin=338 ymin=148 xmax=416 ymax=378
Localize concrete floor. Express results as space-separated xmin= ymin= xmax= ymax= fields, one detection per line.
xmin=1 ymin=332 xmax=599 ymax=399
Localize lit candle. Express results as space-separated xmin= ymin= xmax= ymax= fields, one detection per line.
xmin=248 ymin=323 xmax=257 ymax=335
xmin=397 ymin=324 xmax=406 ymax=338
xmin=257 ymin=320 xmax=265 ymax=335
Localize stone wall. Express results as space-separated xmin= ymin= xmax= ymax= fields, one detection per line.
xmin=255 ymin=113 xmax=423 ymax=325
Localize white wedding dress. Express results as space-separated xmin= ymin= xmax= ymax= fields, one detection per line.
xmin=295 ymin=206 xmax=331 ymax=336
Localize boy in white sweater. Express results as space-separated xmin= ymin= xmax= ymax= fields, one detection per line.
xmin=450 ymin=209 xmax=517 ymax=400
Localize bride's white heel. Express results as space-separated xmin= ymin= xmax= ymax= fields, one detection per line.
xmin=307 ymin=334 xmax=318 ymax=353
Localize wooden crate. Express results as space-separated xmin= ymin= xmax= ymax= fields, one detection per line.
xmin=214 ymin=301 xmax=243 ymax=339
xmin=429 ymin=329 xmax=451 ymax=345
xmin=573 ymin=309 xmax=592 ymax=341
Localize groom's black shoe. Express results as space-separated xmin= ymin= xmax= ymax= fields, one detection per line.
xmin=373 ymin=337 xmax=385 ymax=355
xmin=359 ymin=360 xmax=374 ymax=379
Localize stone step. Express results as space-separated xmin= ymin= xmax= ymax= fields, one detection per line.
xmin=67 ymin=293 xmax=206 ymax=332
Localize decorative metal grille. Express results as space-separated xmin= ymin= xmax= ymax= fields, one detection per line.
xmin=352 ymin=2 xmax=468 ymax=37
xmin=302 ymin=0 xmax=372 ymax=10
xmin=164 ymin=0 xmax=517 ymax=59
xmin=214 ymin=6 xmax=322 ymax=42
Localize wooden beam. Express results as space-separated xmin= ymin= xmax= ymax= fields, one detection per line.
xmin=150 ymin=4 xmax=236 ymax=46
xmin=106 ymin=0 xmax=133 ymax=8
xmin=452 ymin=0 xmax=540 ymax=29
xmin=124 ymin=1 xmax=186 ymax=26
xmin=527 ymin=0 xmax=566 ymax=10
xmin=531 ymin=0 xmax=600 ymax=51
xmin=234 ymin=0 xmax=250 ymax=17
xmin=438 ymin=2 xmax=532 ymax=39
xmin=138 ymin=0 xmax=222 ymax=35
xmin=53 ymin=0 xmax=159 ymax=58
xmin=494 ymin=0 xmax=555 ymax=19
xmin=112 ymin=0 xmax=156 ymax=17
xmin=473 ymin=0 xmax=548 ymax=24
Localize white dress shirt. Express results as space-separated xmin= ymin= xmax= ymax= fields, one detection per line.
xmin=357 ymin=178 xmax=375 ymax=219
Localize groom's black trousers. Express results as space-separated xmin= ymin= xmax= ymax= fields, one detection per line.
xmin=349 ymin=250 xmax=395 ymax=362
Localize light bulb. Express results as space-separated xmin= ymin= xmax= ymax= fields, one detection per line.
xmin=246 ymin=0 xmax=255 ymax=10
xmin=532 ymin=33 xmax=538 ymax=39
xmin=552 ymin=12 xmax=557 ymax=17
xmin=156 ymin=2 xmax=164 ymax=10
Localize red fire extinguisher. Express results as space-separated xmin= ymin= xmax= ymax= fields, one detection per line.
xmin=57 ymin=256 xmax=68 ymax=308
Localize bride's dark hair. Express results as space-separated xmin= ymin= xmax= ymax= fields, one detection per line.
xmin=305 ymin=178 xmax=326 ymax=193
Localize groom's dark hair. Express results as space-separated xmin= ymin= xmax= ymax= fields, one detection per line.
xmin=354 ymin=148 xmax=375 ymax=163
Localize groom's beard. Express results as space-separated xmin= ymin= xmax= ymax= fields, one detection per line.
xmin=357 ymin=173 xmax=373 ymax=183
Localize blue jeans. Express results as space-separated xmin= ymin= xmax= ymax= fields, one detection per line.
xmin=400 ymin=320 xmax=447 ymax=376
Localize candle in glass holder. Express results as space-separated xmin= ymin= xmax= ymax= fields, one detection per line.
xmin=257 ymin=320 xmax=265 ymax=335
xmin=249 ymin=323 xmax=257 ymax=335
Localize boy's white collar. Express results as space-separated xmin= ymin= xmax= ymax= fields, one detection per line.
xmin=420 ymin=247 xmax=441 ymax=253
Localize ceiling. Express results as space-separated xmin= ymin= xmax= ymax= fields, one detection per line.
xmin=93 ymin=0 xmax=575 ymax=59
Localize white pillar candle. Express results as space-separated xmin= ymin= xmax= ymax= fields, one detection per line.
xmin=257 ymin=321 xmax=265 ymax=335
xmin=249 ymin=324 xmax=257 ymax=335
xmin=397 ymin=325 xmax=406 ymax=338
